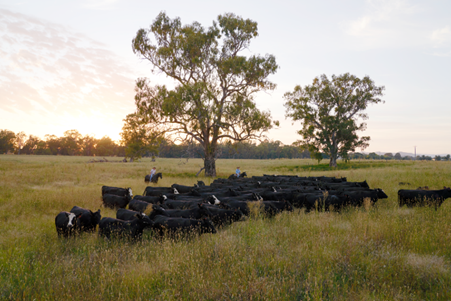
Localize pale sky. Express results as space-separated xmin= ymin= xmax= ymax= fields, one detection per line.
xmin=1 ymin=0 xmax=450 ymax=154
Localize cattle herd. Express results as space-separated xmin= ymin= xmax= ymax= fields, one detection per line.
xmin=55 ymin=173 xmax=451 ymax=241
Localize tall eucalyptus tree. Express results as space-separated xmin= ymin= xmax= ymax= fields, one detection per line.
xmin=132 ymin=12 xmax=278 ymax=176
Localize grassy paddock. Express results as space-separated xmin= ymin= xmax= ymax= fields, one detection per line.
xmin=1 ymin=155 xmax=450 ymax=300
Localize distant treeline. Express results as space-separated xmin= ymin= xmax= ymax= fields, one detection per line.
xmin=348 ymin=152 xmax=451 ymax=161
xmin=0 ymin=129 xmax=125 ymax=156
xmin=1 ymin=129 xmax=449 ymax=161
xmin=0 ymin=129 xmax=310 ymax=159
xmin=158 ymin=140 xmax=311 ymax=159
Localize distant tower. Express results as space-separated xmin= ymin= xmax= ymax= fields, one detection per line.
xmin=414 ymin=146 xmax=416 ymax=160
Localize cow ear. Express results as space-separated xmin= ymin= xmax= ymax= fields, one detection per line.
xmin=77 ymin=213 xmax=83 ymax=218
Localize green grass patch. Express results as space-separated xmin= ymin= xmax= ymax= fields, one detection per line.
xmin=273 ymin=160 xmax=411 ymax=172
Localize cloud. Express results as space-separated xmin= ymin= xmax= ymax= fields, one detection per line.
xmin=0 ymin=8 xmax=136 ymax=139
xmin=431 ymin=26 xmax=451 ymax=46
xmin=81 ymin=0 xmax=119 ymax=10
xmin=340 ymin=0 xmax=425 ymax=49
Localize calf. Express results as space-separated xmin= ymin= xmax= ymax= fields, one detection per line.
xmin=55 ymin=211 xmax=82 ymax=237
xmin=99 ymin=214 xmax=153 ymax=240
xmin=70 ymin=206 xmax=101 ymax=232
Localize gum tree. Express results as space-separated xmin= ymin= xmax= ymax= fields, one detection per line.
xmin=120 ymin=113 xmax=163 ymax=161
xmin=132 ymin=12 xmax=278 ymax=176
xmin=284 ymin=73 xmax=384 ymax=167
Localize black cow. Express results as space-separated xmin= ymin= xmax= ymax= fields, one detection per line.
xmin=145 ymin=172 xmax=163 ymax=183
xmin=171 ymin=183 xmax=196 ymax=194
xmin=344 ymin=189 xmax=388 ymax=207
xmin=163 ymin=199 xmax=203 ymax=210
xmin=143 ymin=186 xmax=178 ymax=196
xmin=221 ymin=200 xmax=250 ymax=216
xmin=201 ymin=204 xmax=245 ymax=227
xmin=55 ymin=211 xmax=82 ymax=237
xmin=162 ymin=203 xmax=213 ymax=219
xmin=262 ymin=200 xmax=294 ymax=212
xmin=398 ymin=188 xmax=451 ymax=209
xmin=152 ymin=216 xmax=217 ymax=237
xmin=101 ymin=186 xmax=133 ymax=197
xmin=69 ymin=206 xmax=101 ymax=232
xmin=129 ymin=199 xmax=151 ymax=213
xmin=132 ymin=194 xmax=167 ymax=205
xmin=102 ymin=194 xmax=131 ymax=209
xmin=116 ymin=209 xmax=154 ymax=228
xmin=99 ymin=214 xmax=153 ymax=240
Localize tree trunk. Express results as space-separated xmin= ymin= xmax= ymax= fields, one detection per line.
xmin=329 ymin=156 xmax=337 ymax=167
xmin=204 ymin=154 xmax=216 ymax=177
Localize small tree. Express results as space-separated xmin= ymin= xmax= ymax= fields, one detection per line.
xmin=120 ymin=113 xmax=163 ymax=161
xmin=0 ymin=130 xmax=16 ymax=154
xmin=394 ymin=152 xmax=402 ymax=160
xmin=132 ymin=12 xmax=278 ymax=176
xmin=284 ymin=73 xmax=384 ymax=167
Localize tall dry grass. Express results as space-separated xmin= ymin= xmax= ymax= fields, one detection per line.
xmin=1 ymin=155 xmax=450 ymax=300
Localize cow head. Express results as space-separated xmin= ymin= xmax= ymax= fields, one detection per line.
xmin=173 ymin=188 xmax=180 ymax=195
xmin=91 ymin=209 xmax=102 ymax=224
xmin=206 ymin=195 xmax=220 ymax=205
xmin=159 ymin=195 xmax=168 ymax=203
xmin=127 ymin=188 xmax=133 ymax=197
xmin=67 ymin=212 xmax=77 ymax=227
xmin=375 ymin=189 xmax=388 ymax=199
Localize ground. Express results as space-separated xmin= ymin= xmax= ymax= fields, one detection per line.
xmin=1 ymin=156 xmax=450 ymax=300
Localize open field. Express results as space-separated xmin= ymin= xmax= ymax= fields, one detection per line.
xmin=1 ymin=155 xmax=451 ymax=300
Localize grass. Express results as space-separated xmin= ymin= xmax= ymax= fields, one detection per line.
xmin=1 ymin=155 xmax=451 ymax=300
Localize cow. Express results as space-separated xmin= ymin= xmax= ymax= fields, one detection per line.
xmin=69 ymin=206 xmax=101 ymax=233
xmin=201 ymin=204 xmax=245 ymax=227
xmin=344 ymin=189 xmax=388 ymax=207
xmin=262 ymin=200 xmax=294 ymax=212
xmin=99 ymin=214 xmax=153 ymax=240
xmin=143 ymin=186 xmax=178 ymax=196
xmin=171 ymin=183 xmax=196 ymax=194
xmin=132 ymin=194 xmax=167 ymax=205
xmin=398 ymin=187 xmax=451 ymax=209
xmin=116 ymin=209 xmax=154 ymax=228
xmin=161 ymin=203 xmax=213 ymax=220
xmin=128 ymin=199 xmax=151 ymax=213
xmin=102 ymin=194 xmax=131 ymax=209
xmin=145 ymin=172 xmax=163 ymax=183
xmin=55 ymin=211 xmax=82 ymax=238
xmin=152 ymin=216 xmax=217 ymax=238
xmin=101 ymin=186 xmax=132 ymax=198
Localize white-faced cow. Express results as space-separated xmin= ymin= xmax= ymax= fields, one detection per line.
xmin=70 ymin=206 xmax=101 ymax=233
xmin=55 ymin=211 xmax=82 ymax=238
